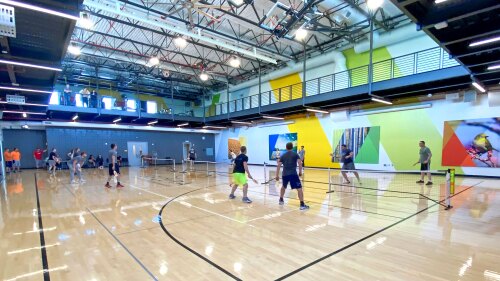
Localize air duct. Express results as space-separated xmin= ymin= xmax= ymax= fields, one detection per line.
xmin=229 ymin=50 xmax=346 ymax=92
xmin=353 ymin=24 xmax=426 ymax=53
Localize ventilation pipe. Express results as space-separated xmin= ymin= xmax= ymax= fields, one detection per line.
xmin=353 ymin=24 xmax=426 ymax=53
xmin=229 ymin=50 xmax=346 ymax=91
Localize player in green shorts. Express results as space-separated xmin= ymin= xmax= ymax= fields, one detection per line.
xmin=229 ymin=146 xmax=258 ymax=203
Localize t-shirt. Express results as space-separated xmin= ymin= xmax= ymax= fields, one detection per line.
xmin=4 ymin=151 xmax=12 ymax=161
xmin=280 ymin=151 xmax=300 ymax=177
xmin=73 ymin=155 xmax=82 ymax=166
xmin=298 ymin=149 xmax=305 ymax=159
xmin=189 ymin=149 xmax=196 ymax=158
xmin=49 ymin=152 xmax=57 ymax=161
xmin=34 ymin=150 xmax=43 ymax=160
xmin=233 ymin=154 xmax=248 ymax=174
xmin=341 ymin=149 xmax=353 ymax=164
xmin=11 ymin=151 xmax=20 ymax=161
xmin=419 ymin=147 xmax=432 ymax=163
xmin=109 ymin=149 xmax=117 ymax=164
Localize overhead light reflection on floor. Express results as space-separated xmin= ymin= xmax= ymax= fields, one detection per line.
xmin=485 ymin=270 xmax=500 ymax=280
xmin=4 ymin=265 xmax=68 ymax=281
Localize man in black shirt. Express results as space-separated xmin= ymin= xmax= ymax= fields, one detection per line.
xmin=276 ymin=142 xmax=309 ymax=210
xmin=338 ymin=144 xmax=361 ymax=184
xmin=229 ymin=146 xmax=257 ymax=203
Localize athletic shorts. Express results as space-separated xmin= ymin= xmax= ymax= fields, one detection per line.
xmin=5 ymin=161 xmax=12 ymax=168
xmin=282 ymin=174 xmax=302 ymax=189
xmin=48 ymin=160 xmax=56 ymax=166
xmin=12 ymin=160 xmax=20 ymax=167
xmin=189 ymin=156 xmax=196 ymax=161
xmin=109 ymin=164 xmax=120 ymax=176
xmin=342 ymin=162 xmax=355 ymax=171
xmin=420 ymin=163 xmax=430 ymax=171
xmin=232 ymin=173 xmax=247 ymax=186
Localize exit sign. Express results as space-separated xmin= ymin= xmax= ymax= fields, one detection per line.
xmin=6 ymin=95 xmax=25 ymax=104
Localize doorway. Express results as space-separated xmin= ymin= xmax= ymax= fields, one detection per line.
xmin=182 ymin=142 xmax=191 ymax=161
xmin=127 ymin=141 xmax=148 ymax=166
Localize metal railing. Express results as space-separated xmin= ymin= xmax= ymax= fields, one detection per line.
xmin=212 ymin=47 xmax=459 ymax=116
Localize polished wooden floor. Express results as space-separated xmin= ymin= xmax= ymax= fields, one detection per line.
xmin=1 ymin=164 xmax=499 ymax=281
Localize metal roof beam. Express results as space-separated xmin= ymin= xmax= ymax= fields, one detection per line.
xmin=84 ymin=0 xmax=278 ymax=64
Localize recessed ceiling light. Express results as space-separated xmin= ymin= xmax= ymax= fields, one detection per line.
xmin=149 ymin=57 xmax=160 ymax=66
xmin=113 ymin=117 xmax=121 ymax=123
xmin=173 ymin=36 xmax=188 ymax=48
xmin=0 ymin=86 xmax=53 ymax=94
xmin=469 ymin=36 xmax=500 ymax=47
xmin=79 ymin=12 xmax=94 ymax=29
xmin=487 ymin=64 xmax=500 ymax=71
xmin=366 ymin=0 xmax=384 ymax=10
xmin=295 ymin=28 xmax=308 ymax=41
xmin=177 ymin=123 xmax=189 ymax=127
xmin=0 ymin=0 xmax=79 ymax=20
xmin=229 ymin=56 xmax=241 ymax=68
xmin=1 ymin=110 xmax=45 ymax=115
xmin=0 ymin=59 xmax=61 ymax=71
xmin=68 ymin=43 xmax=81 ymax=55
xmin=199 ymin=72 xmax=209 ymax=81
xmin=202 ymin=125 xmax=226 ymax=129
xmin=148 ymin=120 xmax=158 ymax=125
xmin=22 ymin=113 xmax=27 ymax=118
xmin=435 ymin=0 xmax=448 ymax=3
xmin=262 ymin=115 xmax=285 ymax=120
xmin=472 ymin=82 xmax=486 ymax=93
xmin=231 ymin=121 xmax=253 ymax=125
xmin=371 ymin=95 xmax=393 ymax=105
xmin=306 ymin=108 xmax=329 ymax=114
xmin=72 ymin=114 xmax=78 ymax=121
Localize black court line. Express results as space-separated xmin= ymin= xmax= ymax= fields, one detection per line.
xmin=158 ymin=188 xmax=242 ymax=281
xmin=62 ymin=185 xmax=158 ymax=280
xmin=274 ymin=181 xmax=483 ymax=280
xmin=34 ymin=174 xmax=50 ymax=281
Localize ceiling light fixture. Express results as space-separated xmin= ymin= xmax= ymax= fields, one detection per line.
xmin=295 ymin=28 xmax=308 ymax=41
xmin=113 ymin=117 xmax=121 ymax=123
xmin=149 ymin=57 xmax=160 ymax=66
xmin=366 ymin=0 xmax=384 ymax=10
xmin=177 ymin=123 xmax=189 ymax=127
xmin=0 ymin=59 xmax=61 ymax=71
xmin=262 ymin=115 xmax=285 ymax=120
xmin=434 ymin=0 xmax=448 ymax=3
xmin=0 ymin=86 xmax=53 ymax=94
xmin=487 ymin=64 xmax=500 ymax=71
xmin=72 ymin=114 xmax=78 ymax=121
xmin=306 ymin=108 xmax=329 ymax=114
xmin=469 ymin=36 xmax=500 ymax=47
xmin=472 ymin=82 xmax=486 ymax=93
xmin=148 ymin=120 xmax=158 ymax=125
xmin=202 ymin=125 xmax=226 ymax=129
xmin=229 ymin=56 xmax=241 ymax=68
xmin=371 ymin=95 xmax=393 ymax=105
xmin=231 ymin=120 xmax=253 ymax=125
xmin=79 ymin=12 xmax=94 ymax=29
xmin=0 ymin=0 xmax=79 ymax=20
xmin=67 ymin=43 xmax=81 ymax=56
xmin=22 ymin=113 xmax=27 ymax=118
xmin=199 ymin=72 xmax=209 ymax=81
xmin=173 ymin=36 xmax=188 ymax=48
xmin=1 ymin=110 xmax=46 ymax=115
xmin=0 ymin=101 xmax=48 ymax=107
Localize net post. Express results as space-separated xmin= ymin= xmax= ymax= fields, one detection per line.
xmin=173 ymin=158 xmax=176 ymax=172
xmin=445 ymin=169 xmax=455 ymax=210
xmin=141 ymin=157 xmax=144 ymax=168
xmin=264 ymin=162 xmax=267 ymax=184
xmin=206 ymin=161 xmax=209 ymax=176
xmin=154 ymin=157 xmax=157 ymax=170
xmin=328 ymin=168 xmax=331 ymax=193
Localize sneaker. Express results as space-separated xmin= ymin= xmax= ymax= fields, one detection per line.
xmin=426 ymin=181 xmax=433 ymax=185
xmin=279 ymin=199 xmax=284 ymax=205
xmin=416 ymin=180 xmax=425 ymax=184
xmin=105 ymin=183 xmax=112 ymax=188
xmin=242 ymin=197 xmax=252 ymax=204
xmin=300 ymin=204 xmax=310 ymax=210
xmin=71 ymin=180 xmax=78 ymax=184
xmin=116 ymin=183 xmax=125 ymax=188
xmin=229 ymin=194 xmax=236 ymax=199
xmin=80 ymin=179 xmax=86 ymax=184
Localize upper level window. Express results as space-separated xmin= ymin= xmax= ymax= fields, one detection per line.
xmin=49 ymin=91 xmax=59 ymax=105
xmin=126 ymin=99 xmax=137 ymax=112
xmin=102 ymin=97 xmax=113 ymax=109
xmin=146 ymin=101 xmax=157 ymax=114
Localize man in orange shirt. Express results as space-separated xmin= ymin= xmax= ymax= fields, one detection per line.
xmin=3 ymin=148 xmax=12 ymax=174
xmin=11 ymin=148 xmax=21 ymax=173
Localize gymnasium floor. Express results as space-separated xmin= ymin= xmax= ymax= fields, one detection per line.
xmin=1 ymin=164 xmax=499 ymax=281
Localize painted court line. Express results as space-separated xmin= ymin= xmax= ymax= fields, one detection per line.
xmin=129 ymin=183 xmax=253 ymax=226
xmin=34 ymin=174 xmax=51 ymax=281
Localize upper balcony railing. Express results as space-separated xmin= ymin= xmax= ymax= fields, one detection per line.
xmin=212 ymin=47 xmax=460 ymax=116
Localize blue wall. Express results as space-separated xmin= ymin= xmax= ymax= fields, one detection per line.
xmin=2 ymin=129 xmax=47 ymax=169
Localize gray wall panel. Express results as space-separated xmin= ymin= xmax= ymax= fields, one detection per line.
xmin=2 ymin=129 xmax=47 ymax=169
xmin=45 ymin=127 xmax=215 ymax=163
